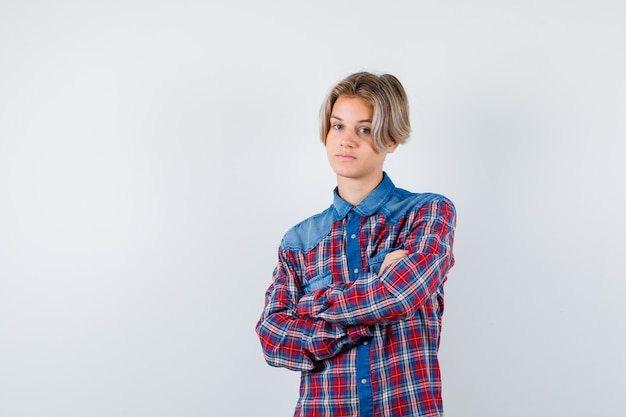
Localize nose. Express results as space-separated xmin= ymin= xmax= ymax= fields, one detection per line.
xmin=340 ymin=129 xmax=358 ymax=147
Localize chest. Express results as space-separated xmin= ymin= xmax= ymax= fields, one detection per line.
xmin=298 ymin=213 xmax=413 ymax=289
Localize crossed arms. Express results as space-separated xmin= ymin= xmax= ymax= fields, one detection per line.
xmin=255 ymin=199 xmax=455 ymax=372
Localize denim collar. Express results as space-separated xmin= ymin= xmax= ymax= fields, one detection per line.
xmin=332 ymin=172 xmax=395 ymax=219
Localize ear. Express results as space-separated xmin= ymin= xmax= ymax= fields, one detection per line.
xmin=386 ymin=142 xmax=399 ymax=154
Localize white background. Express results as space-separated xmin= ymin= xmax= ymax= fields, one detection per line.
xmin=1 ymin=1 xmax=625 ymax=416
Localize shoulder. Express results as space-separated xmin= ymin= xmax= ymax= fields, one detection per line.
xmin=383 ymin=187 xmax=456 ymax=222
xmin=281 ymin=206 xmax=336 ymax=252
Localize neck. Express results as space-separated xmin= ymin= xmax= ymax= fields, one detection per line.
xmin=336 ymin=172 xmax=384 ymax=206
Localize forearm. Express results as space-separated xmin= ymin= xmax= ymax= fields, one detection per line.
xmin=297 ymin=251 xmax=453 ymax=325
xmin=256 ymin=310 xmax=371 ymax=371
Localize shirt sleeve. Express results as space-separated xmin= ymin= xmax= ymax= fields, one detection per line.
xmin=296 ymin=198 xmax=456 ymax=326
xmin=255 ymin=247 xmax=372 ymax=372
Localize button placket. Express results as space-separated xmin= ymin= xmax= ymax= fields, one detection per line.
xmin=346 ymin=210 xmax=361 ymax=281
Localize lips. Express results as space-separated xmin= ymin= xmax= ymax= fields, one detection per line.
xmin=337 ymin=153 xmax=356 ymax=160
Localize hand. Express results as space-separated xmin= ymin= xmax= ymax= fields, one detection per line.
xmin=379 ymin=249 xmax=409 ymax=275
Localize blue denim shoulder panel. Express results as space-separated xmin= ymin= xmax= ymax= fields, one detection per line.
xmin=282 ymin=206 xmax=336 ymax=252
xmin=381 ymin=189 xmax=451 ymax=223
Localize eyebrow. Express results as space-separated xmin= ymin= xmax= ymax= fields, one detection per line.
xmin=330 ymin=115 xmax=372 ymax=123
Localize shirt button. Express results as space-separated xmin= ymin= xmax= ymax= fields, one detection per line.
xmin=351 ymin=234 xmax=356 ymax=239
xmin=361 ymin=378 xmax=367 ymax=384
xmin=363 ymin=340 xmax=368 ymax=346
xmin=353 ymin=268 xmax=359 ymax=274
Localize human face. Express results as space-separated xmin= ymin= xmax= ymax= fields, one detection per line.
xmin=326 ymin=95 xmax=397 ymax=185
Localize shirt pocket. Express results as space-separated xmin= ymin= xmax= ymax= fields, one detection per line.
xmin=301 ymin=272 xmax=333 ymax=294
xmin=368 ymin=246 xmax=403 ymax=275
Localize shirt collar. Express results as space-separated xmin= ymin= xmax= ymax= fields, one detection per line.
xmin=332 ymin=172 xmax=395 ymax=218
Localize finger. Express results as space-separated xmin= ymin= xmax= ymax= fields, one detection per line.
xmin=388 ymin=250 xmax=409 ymax=259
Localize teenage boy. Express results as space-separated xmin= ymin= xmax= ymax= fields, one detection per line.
xmin=256 ymin=72 xmax=456 ymax=417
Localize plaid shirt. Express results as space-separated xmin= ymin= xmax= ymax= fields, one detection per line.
xmin=256 ymin=174 xmax=456 ymax=417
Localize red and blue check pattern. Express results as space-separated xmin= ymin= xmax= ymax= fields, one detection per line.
xmin=256 ymin=174 xmax=456 ymax=417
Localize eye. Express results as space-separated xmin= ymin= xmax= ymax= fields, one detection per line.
xmin=359 ymin=127 xmax=371 ymax=134
xmin=332 ymin=123 xmax=342 ymax=130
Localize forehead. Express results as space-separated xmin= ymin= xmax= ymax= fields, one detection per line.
xmin=331 ymin=95 xmax=373 ymax=120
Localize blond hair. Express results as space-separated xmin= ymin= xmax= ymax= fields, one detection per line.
xmin=320 ymin=72 xmax=411 ymax=152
